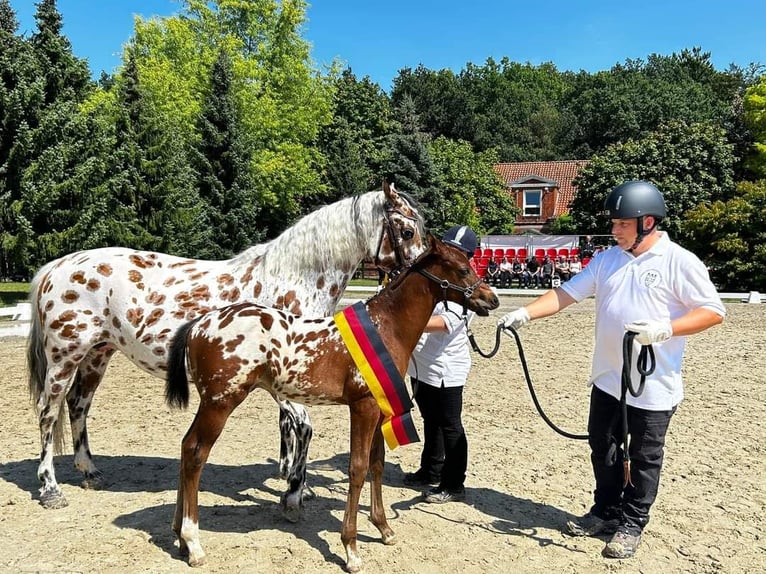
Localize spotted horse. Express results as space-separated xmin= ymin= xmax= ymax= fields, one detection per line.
xmin=165 ymin=233 xmax=500 ymax=571
xmin=27 ymin=181 xmax=427 ymax=513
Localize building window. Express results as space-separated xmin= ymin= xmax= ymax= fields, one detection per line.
xmin=523 ymin=190 xmax=541 ymax=216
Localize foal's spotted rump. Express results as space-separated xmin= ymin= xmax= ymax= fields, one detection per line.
xmin=27 ymin=183 xmax=427 ymax=511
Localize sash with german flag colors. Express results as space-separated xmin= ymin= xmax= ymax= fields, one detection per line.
xmin=334 ymin=301 xmax=420 ymax=449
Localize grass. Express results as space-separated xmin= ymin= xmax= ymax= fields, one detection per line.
xmin=0 ymin=282 xmax=29 ymax=306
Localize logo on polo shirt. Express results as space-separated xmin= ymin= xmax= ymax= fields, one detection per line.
xmin=640 ymin=269 xmax=662 ymax=288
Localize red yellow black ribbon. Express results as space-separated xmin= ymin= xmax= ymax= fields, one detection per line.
xmin=335 ymin=302 xmax=420 ymax=449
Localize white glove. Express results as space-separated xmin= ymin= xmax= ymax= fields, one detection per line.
xmin=624 ymin=319 xmax=673 ymax=345
xmin=498 ymin=307 xmax=531 ymax=330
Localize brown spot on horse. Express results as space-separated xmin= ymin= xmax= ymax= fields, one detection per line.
xmin=96 ymin=264 xmax=113 ymax=276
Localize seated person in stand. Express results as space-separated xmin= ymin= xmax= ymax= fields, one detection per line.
xmin=569 ymin=255 xmax=582 ymax=277
xmin=498 ymin=256 xmax=513 ymax=287
xmin=555 ymin=255 xmax=571 ymax=282
xmin=511 ymin=257 xmax=525 ymax=288
xmin=524 ymin=256 xmax=540 ymax=288
xmin=485 ymin=258 xmax=500 ymax=286
xmin=540 ymin=255 xmax=555 ymax=288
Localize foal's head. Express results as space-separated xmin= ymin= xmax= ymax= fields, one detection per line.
xmin=392 ymin=233 xmax=499 ymax=316
xmin=374 ymin=181 xmax=427 ymax=273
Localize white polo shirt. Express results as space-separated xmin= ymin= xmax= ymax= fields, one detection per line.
xmin=560 ymin=232 xmax=726 ymax=410
xmin=406 ymin=301 xmax=474 ymax=388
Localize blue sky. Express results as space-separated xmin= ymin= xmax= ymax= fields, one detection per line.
xmin=12 ymin=0 xmax=766 ymax=91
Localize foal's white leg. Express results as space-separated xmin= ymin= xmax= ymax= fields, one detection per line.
xmin=36 ymin=371 xmax=75 ymax=509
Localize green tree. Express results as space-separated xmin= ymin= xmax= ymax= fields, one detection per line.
xmin=683 ymin=180 xmax=766 ymax=291
xmin=569 ymin=121 xmax=736 ymax=239
xmin=428 ymin=136 xmax=515 ymax=234
xmin=127 ymin=0 xmax=334 ymax=236
xmin=316 ymin=68 xmax=392 ymax=204
xmin=744 ymin=76 xmax=766 ymax=178
xmin=194 ymin=49 xmax=261 ymax=259
xmin=564 ymin=49 xmax=746 ymax=158
xmin=378 ymin=94 xmax=438 ymax=221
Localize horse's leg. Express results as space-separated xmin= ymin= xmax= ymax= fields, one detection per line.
xmin=67 ymin=347 xmax=116 ymax=489
xmin=277 ymin=406 xmax=294 ymax=479
xmin=368 ymin=421 xmax=395 ymax=545
xmin=175 ymin=397 xmax=243 ymax=567
xmin=277 ymin=399 xmax=315 ymax=523
xmin=342 ymin=397 xmax=378 ymax=574
xmin=36 ymin=368 xmax=77 ymax=509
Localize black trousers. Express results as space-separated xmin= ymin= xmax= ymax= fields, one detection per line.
xmin=588 ymin=386 xmax=676 ymax=534
xmin=411 ymin=378 xmax=467 ymax=490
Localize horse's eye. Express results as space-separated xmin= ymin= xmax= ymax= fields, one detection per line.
xmin=401 ymin=229 xmax=414 ymax=240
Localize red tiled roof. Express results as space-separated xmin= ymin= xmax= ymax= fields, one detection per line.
xmin=494 ymin=160 xmax=589 ymax=217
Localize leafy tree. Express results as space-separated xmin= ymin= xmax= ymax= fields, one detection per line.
xmin=569 ymin=121 xmax=736 ymax=239
xmin=315 ymin=68 xmax=392 ymax=205
xmin=744 ymin=76 xmax=766 ymax=178
xmin=428 ymin=136 xmax=515 ymax=234
xmin=127 ymin=0 xmax=334 ymax=236
xmin=683 ymin=180 xmax=766 ymax=291
xmin=391 ymin=65 xmax=474 ymax=143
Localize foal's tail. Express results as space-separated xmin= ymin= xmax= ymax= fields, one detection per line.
xmin=165 ymin=319 xmax=198 ymax=410
xmin=27 ymin=262 xmax=67 ymax=454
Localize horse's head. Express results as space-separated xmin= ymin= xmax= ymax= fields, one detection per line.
xmin=412 ymin=233 xmax=499 ymax=316
xmin=374 ymin=180 xmax=427 ymax=273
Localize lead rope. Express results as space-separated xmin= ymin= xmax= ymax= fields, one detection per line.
xmin=467 ymin=326 xmax=656 ymax=452
xmin=619 ymin=332 xmax=656 ymax=486
xmin=468 ymin=325 xmax=588 ymax=440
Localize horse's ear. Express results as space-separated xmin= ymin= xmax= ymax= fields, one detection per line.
xmin=383 ymin=179 xmax=399 ymax=204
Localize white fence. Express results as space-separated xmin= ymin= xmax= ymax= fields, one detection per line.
xmin=0 ymin=302 xmax=31 ymax=338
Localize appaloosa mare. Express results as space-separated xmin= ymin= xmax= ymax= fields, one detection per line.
xmin=27 ymin=182 xmax=427 ymax=512
xmin=165 ymin=234 xmax=499 ymax=572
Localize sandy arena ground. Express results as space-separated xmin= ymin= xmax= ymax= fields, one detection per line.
xmin=0 ymin=296 xmax=764 ymax=574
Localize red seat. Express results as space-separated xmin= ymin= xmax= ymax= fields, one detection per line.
xmin=570 ymin=247 xmax=580 ymax=257
xmin=505 ymin=248 xmax=516 ymax=259
xmin=474 ymin=248 xmax=482 ymax=259
xmin=546 ymin=248 xmax=557 ymax=258
xmin=582 ymin=257 xmax=592 ymax=267
xmin=517 ymin=248 xmax=527 ymax=259
xmin=534 ymin=248 xmax=545 ymax=258
xmin=558 ymin=248 xmax=569 ymax=258
xmin=482 ymin=248 xmax=493 ymax=258
xmin=493 ymin=248 xmax=504 ymax=261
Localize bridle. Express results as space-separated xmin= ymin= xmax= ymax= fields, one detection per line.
xmin=415 ymin=262 xmax=484 ymax=318
xmin=373 ymin=203 xmax=423 ymax=272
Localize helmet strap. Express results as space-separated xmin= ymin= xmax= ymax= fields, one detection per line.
xmin=627 ymin=215 xmax=657 ymax=253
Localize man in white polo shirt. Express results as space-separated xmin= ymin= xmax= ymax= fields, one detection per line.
xmin=498 ymin=181 xmax=725 ymax=559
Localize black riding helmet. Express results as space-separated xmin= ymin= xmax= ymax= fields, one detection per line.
xmin=604 ymin=181 xmax=666 ymax=251
xmin=442 ymin=225 xmax=478 ymax=258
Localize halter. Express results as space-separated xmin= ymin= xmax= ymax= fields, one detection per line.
xmin=373 ymin=204 xmax=422 ymax=272
xmin=415 ymin=266 xmax=483 ymax=318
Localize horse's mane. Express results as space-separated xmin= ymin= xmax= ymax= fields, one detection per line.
xmin=230 ymin=190 xmax=386 ymax=275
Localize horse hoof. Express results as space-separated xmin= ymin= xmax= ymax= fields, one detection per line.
xmin=345 ymin=556 xmax=363 ymax=573
xmin=40 ymin=490 xmax=68 ymax=509
xmin=188 ymin=554 xmax=206 ymax=567
xmin=81 ymin=472 xmax=105 ymax=490
xmin=382 ymin=532 xmax=397 ymax=546
xmin=279 ymin=494 xmax=302 ymax=523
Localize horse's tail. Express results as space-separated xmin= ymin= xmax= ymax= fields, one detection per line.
xmin=27 ymin=262 xmax=67 ymax=454
xmin=165 ymin=319 xmax=198 ymax=410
